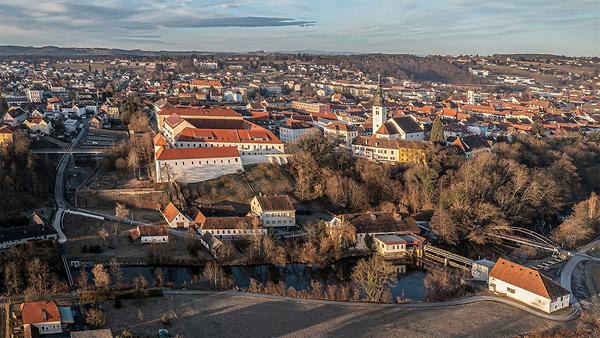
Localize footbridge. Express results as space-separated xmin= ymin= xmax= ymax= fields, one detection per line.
xmin=419 ymin=245 xmax=474 ymax=271
xmin=32 ymin=148 xmax=108 ymax=154
xmin=486 ymin=226 xmax=568 ymax=258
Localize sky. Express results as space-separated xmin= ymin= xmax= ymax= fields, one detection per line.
xmin=0 ymin=0 xmax=599 ymax=56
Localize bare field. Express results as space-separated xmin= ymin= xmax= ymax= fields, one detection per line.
xmin=62 ymin=214 xmax=193 ymax=262
xmin=103 ymin=294 xmax=558 ymax=338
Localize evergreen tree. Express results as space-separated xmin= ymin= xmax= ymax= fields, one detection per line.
xmin=430 ymin=116 xmax=445 ymax=143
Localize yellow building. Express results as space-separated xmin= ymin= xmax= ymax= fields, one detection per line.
xmin=352 ymin=136 xmax=431 ymax=164
xmin=0 ymin=127 xmax=13 ymax=146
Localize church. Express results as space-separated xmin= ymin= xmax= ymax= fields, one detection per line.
xmin=371 ymin=82 xmax=425 ymax=141
xmin=352 ymin=78 xmax=431 ymax=164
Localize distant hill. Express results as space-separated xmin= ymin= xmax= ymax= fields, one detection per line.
xmin=0 ymin=45 xmax=181 ymax=57
xmin=320 ymin=54 xmax=487 ymax=84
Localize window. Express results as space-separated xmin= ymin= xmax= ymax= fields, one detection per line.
xmin=507 ymin=287 xmax=516 ymax=294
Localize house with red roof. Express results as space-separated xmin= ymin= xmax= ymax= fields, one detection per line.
xmin=161 ymin=202 xmax=193 ymax=229
xmin=20 ymin=301 xmax=62 ymax=335
xmin=488 ymin=258 xmax=570 ymax=313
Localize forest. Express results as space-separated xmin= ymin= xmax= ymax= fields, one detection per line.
xmin=288 ymin=133 xmax=600 ymax=249
xmin=316 ymin=54 xmax=487 ymax=84
xmin=0 ymin=133 xmax=55 ymax=218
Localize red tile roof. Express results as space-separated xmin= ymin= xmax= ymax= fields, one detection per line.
xmin=162 ymin=202 xmax=182 ymax=223
xmin=156 ymin=146 xmax=241 ymax=161
xmin=158 ymin=106 xmax=241 ymax=118
xmin=20 ymin=301 xmax=60 ymax=324
xmin=490 ymin=258 xmax=569 ymax=299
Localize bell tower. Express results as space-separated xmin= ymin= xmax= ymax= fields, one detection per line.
xmin=372 ymin=75 xmax=387 ymax=134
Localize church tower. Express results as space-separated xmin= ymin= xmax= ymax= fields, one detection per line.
xmin=372 ymin=75 xmax=387 ymax=135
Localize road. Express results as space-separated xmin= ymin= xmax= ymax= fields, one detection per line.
xmin=560 ymin=235 xmax=600 ymax=307
xmin=51 ymin=119 xmax=90 ymax=243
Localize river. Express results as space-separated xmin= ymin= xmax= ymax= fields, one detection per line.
xmin=90 ymin=259 xmax=428 ymax=301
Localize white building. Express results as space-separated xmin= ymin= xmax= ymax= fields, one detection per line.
xmin=324 ymin=122 xmax=360 ymax=146
xmin=155 ymin=146 xmax=243 ymax=184
xmin=250 ymin=195 xmax=296 ymax=228
xmin=132 ymin=225 xmax=169 ymax=243
xmin=374 ymin=234 xmax=424 ymax=258
xmin=21 ymin=301 xmax=62 ymax=335
xmin=471 ymin=259 xmax=496 ymax=281
xmin=488 ymin=258 xmax=570 ymax=314
xmin=373 ymin=116 xmax=425 ymax=141
xmin=161 ymin=202 xmax=193 ymax=229
xmin=279 ymin=119 xmax=319 ymax=143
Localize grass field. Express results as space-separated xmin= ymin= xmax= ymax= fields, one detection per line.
xmin=185 ymin=164 xmax=295 ymax=205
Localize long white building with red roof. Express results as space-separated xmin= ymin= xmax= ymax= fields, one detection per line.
xmin=153 ymin=105 xmax=287 ymax=183
xmin=155 ymin=146 xmax=243 ymax=183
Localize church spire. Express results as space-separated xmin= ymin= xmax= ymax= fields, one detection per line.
xmin=373 ymin=74 xmax=384 ymax=107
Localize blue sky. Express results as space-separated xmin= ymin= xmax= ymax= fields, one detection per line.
xmin=0 ymin=0 xmax=598 ymax=55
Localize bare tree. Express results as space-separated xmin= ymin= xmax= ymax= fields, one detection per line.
xmin=26 ymin=258 xmax=50 ymax=294
xmin=109 ymin=258 xmax=123 ymax=289
xmin=153 ymin=268 xmax=165 ymax=287
xmin=85 ymin=308 xmax=106 ymax=329
xmin=351 ymin=255 xmax=396 ymax=302
xmin=4 ymin=261 xmax=22 ymax=296
xmin=115 ymin=202 xmax=130 ymax=224
xmin=78 ymin=265 xmax=89 ymax=291
xmin=91 ymin=264 xmax=111 ymax=290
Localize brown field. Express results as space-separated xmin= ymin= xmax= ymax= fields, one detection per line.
xmin=103 ymin=293 xmax=559 ymax=338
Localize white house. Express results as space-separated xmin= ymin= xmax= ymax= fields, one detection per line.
xmin=132 ymin=225 xmax=169 ymax=243
xmin=324 ymin=122 xmax=360 ymax=146
xmin=374 ymin=234 xmax=424 ymax=258
xmin=250 ymin=195 xmax=296 ymax=228
xmin=21 ymin=301 xmax=62 ymax=335
xmin=279 ymin=119 xmax=319 ymax=143
xmin=328 ymin=213 xmax=420 ymax=250
xmin=488 ymin=258 xmax=570 ymax=313
xmin=161 ymin=202 xmax=193 ymax=229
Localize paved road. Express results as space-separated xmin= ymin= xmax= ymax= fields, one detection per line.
xmin=163 ymin=289 xmax=578 ymax=322
xmin=559 ymin=235 xmax=600 ymax=310
xmin=51 ymin=119 xmax=90 ymax=243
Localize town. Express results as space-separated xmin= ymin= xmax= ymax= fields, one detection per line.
xmin=0 ymin=47 xmax=599 ymax=338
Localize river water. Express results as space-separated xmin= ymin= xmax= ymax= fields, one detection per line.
xmin=107 ymin=259 xmax=427 ymax=301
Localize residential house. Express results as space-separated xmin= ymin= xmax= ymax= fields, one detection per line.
xmin=0 ymin=127 xmax=13 ymax=145
xmin=24 ymin=117 xmax=52 ymax=135
xmin=374 ymin=234 xmax=424 ymax=258
xmin=161 ymin=202 xmax=193 ymax=229
xmin=250 ymin=195 xmax=296 ymax=228
xmin=131 ymin=225 xmax=169 ymax=243
xmin=452 ymin=134 xmax=491 ymax=158
xmin=488 ymin=258 xmax=570 ymax=313
xmin=324 ymin=122 xmax=360 ymax=146
xmin=20 ymin=301 xmax=62 ymax=335
xmin=328 ymin=212 xmax=420 ymax=250
xmin=2 ymin=107 xmax=28 ymax=126
xmin=279 ymin=119 xmax=319 ymax=143
xmin=352 ymin=136 xmax=431 ymax=164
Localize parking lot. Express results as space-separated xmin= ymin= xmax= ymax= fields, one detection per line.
xmin=79 ymin=130 xmax=128 ymax=150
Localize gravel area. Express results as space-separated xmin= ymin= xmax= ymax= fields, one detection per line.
xmin=104 ymin=294 xmax=558 ymax=338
